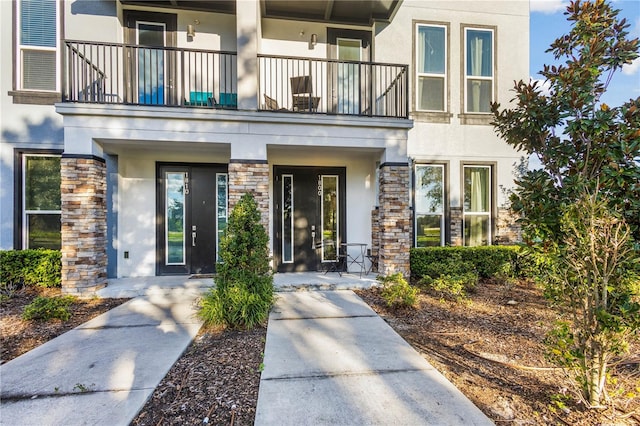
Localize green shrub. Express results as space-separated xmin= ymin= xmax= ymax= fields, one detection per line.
xmin=201 ymin=279 xmax=273 ymax=329
xmin=411 ymin=246 xmax=524 ymax=280
xmin=418 ymin=260 xmax=476 ymax=279
xmin=419 ymin=272 xmax=478 ymax=302
xmin=199 ymin=193 xmax=274 ymax=329
xmin=378 ymin=273 xmax=418 ymax=309
xmin=22 ymin=295 xmax=75 ymax=321
xmin=0 ymin=249 xmax=61 ymax=293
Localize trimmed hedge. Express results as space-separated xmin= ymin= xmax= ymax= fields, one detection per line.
xmin=411 ymin=246 xmax=524 ymax=279
xmin=0 ymin=249 xmax=61 ymax=288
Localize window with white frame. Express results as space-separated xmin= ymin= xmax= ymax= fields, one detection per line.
xmin=416 ymin=24 xmax=446 ymax=111
xmin=17 ymin=0 xmax=58 ymax=91
xmin=463 ymin=165 xmax=491 ymax=246
xmin=415 ymin=164 xmax=445 ymax=247
xmin=464 ymin=27 xmax=494 ymax=113
xmin=22 ymin=154 xmax=61 ymax=249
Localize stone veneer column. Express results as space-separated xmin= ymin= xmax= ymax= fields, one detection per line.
xmin=228 ymin=160 xmax=270 ymax=230
xmin=377 ymin=164 xmax=411 ymax=276
xmin=60 ymin=155 xmax=107 ymax=295
xmin=450 ymin=207 xmax=463 ymax=246
xmin=370 ymin=207 xmax=380 ymax=254
xmin=495 ymin=208 xmax=522 ymax=245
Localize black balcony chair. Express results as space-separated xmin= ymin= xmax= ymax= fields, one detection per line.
xmin=290 ymin=76 xmax=320 ymax=112
xmin=263 ymin=94 xmax=289 ymax=111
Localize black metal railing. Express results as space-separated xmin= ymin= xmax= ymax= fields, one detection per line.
xmin=62 ymin=41 xmax=409 ymax=118
xmin=63 ymin=40 xmax=237 ymax=108
xmin=258 ymin=54 xmax=408 ymax=118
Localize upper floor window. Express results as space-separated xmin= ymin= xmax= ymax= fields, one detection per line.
xmin=416 ymin=24 xmax=446 ymax=112
xmin=17 ymin=0 xmax=58 ymax=91
xmin=464 ymin=27 xmax=494 ymax=113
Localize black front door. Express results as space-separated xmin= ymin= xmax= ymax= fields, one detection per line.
xmin=274 ymin=166 xmax=346 ymax=272
xmin=157 ymin=163 xmax=228 ymax=275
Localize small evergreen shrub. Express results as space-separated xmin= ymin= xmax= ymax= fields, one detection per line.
xmin=0 ymin=249 xmax=61 ymax=293
xmin=378 ymin=273 xmax=418 ymax=309
xmin=22 ymin=295 xmax=75 ymax=321
xmin=199 ymin=193 xmax=274 ymax=329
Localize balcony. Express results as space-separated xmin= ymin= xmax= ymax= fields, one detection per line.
xmin=63 ymin=40 xmax=238 ymax=108
xmin=62 ymin=41 xmax=408 ymax=119
xmin=259 ymin=55 xmax=408 ymax=118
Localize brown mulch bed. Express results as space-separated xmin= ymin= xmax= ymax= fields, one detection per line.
xmin=131 ymin=326 xmax=267 ymax=426
xmin=356 ymin=279 xmax=640 ymax=425
xmin=0 ymin=287 xmax=129 ymax=364
xmin=3 ymin=282 xmax=638 ymax=425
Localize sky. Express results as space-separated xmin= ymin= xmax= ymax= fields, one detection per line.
xmin=529 ymin=0 xmax=640 ymax=107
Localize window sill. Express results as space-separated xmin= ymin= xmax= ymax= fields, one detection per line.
xmin=458 ymin=113 xmax=494 ymax=125
xmin=412 ymin=111 xmax=452 ymax=124
xmin=8 ymin=90 xmax=61 ymax=105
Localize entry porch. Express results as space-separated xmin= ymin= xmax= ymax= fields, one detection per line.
xmin=97 ymin=272 xmax=379 ymax=298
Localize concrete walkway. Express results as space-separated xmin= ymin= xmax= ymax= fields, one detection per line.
xmin=1 ymin=281 xmax=492 ymax=425
xmin=255 ymin=290 xmax=493 ymax=425
xmin=0 ymin=288 xmax=203 ymax=425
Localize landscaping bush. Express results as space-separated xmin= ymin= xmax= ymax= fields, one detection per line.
xmin=0 ymin=249 xmax=61 ymax=294
xmin=22 ymin=295 xmax=75 ymax=321
xmin=418 ymin=260 xmax=476 ymax=280
xmin=378 ymin=273 xmax=418 ymax=309
xmin=199 ymin=193 xmax=274 ymax=329
xmin=419 ymin=272 xmax=477 ymax=302
xmin=411 ymin=246 xmax=524 ymax=280
xmin=416 ymin=258 xmax=478 ymax=301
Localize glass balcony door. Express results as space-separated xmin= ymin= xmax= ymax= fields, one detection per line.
xmin=137 ymin=21 xmax=166 ymax=105
xmin=328 ymin=29 xmax=371 ymax=115
xmin=123 ymin=11 xmax=176 ymax=105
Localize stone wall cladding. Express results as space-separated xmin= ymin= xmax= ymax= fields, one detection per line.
xmin=495 ymin=207 xmax=522 ymax=245
xmin=450 ymin=207 xmax=463 ymax=246
xmin=228 ymin=161 xmax=270 ymax=230
xmin=370 ymin=208 xmax=380 ymax=255
xmin=61 ymin=157 xmax=107 ymax=295
xmin=377 ymin=164 xmax=411 ymax=276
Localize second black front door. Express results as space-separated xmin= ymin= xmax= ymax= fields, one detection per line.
xmin=274 ymin=166 xmax=346 ymax=272
xmin=157 ymin=163 xmax=228 ymax=275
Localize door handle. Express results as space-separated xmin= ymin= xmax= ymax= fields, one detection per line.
xmin=311 ymin=225 xmax=316 ymax=249
xmin=192 ymin=231 xmax=196 ymax=247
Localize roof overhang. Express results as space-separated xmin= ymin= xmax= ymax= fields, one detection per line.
xmin=119 ymin=1 xmax=402 ymax=26
xmin=261 ymin=0 xmax=402 ymax=26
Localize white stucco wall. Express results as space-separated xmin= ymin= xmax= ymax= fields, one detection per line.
xmin=375 ymin=0 xmax=529 ymax=208
xmin=0 ymin=0 xmax=63 ymax=249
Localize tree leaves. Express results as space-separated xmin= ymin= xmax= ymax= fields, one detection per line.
xmin=491 ymin=0 xmax=640 ymax=243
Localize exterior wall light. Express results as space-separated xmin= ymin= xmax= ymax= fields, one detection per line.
xmin=187 ymin=20 xmax=199 ymax=39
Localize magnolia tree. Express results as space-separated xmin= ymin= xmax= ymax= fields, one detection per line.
xmin=491 ymin=0 xmax=639 ymax=408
